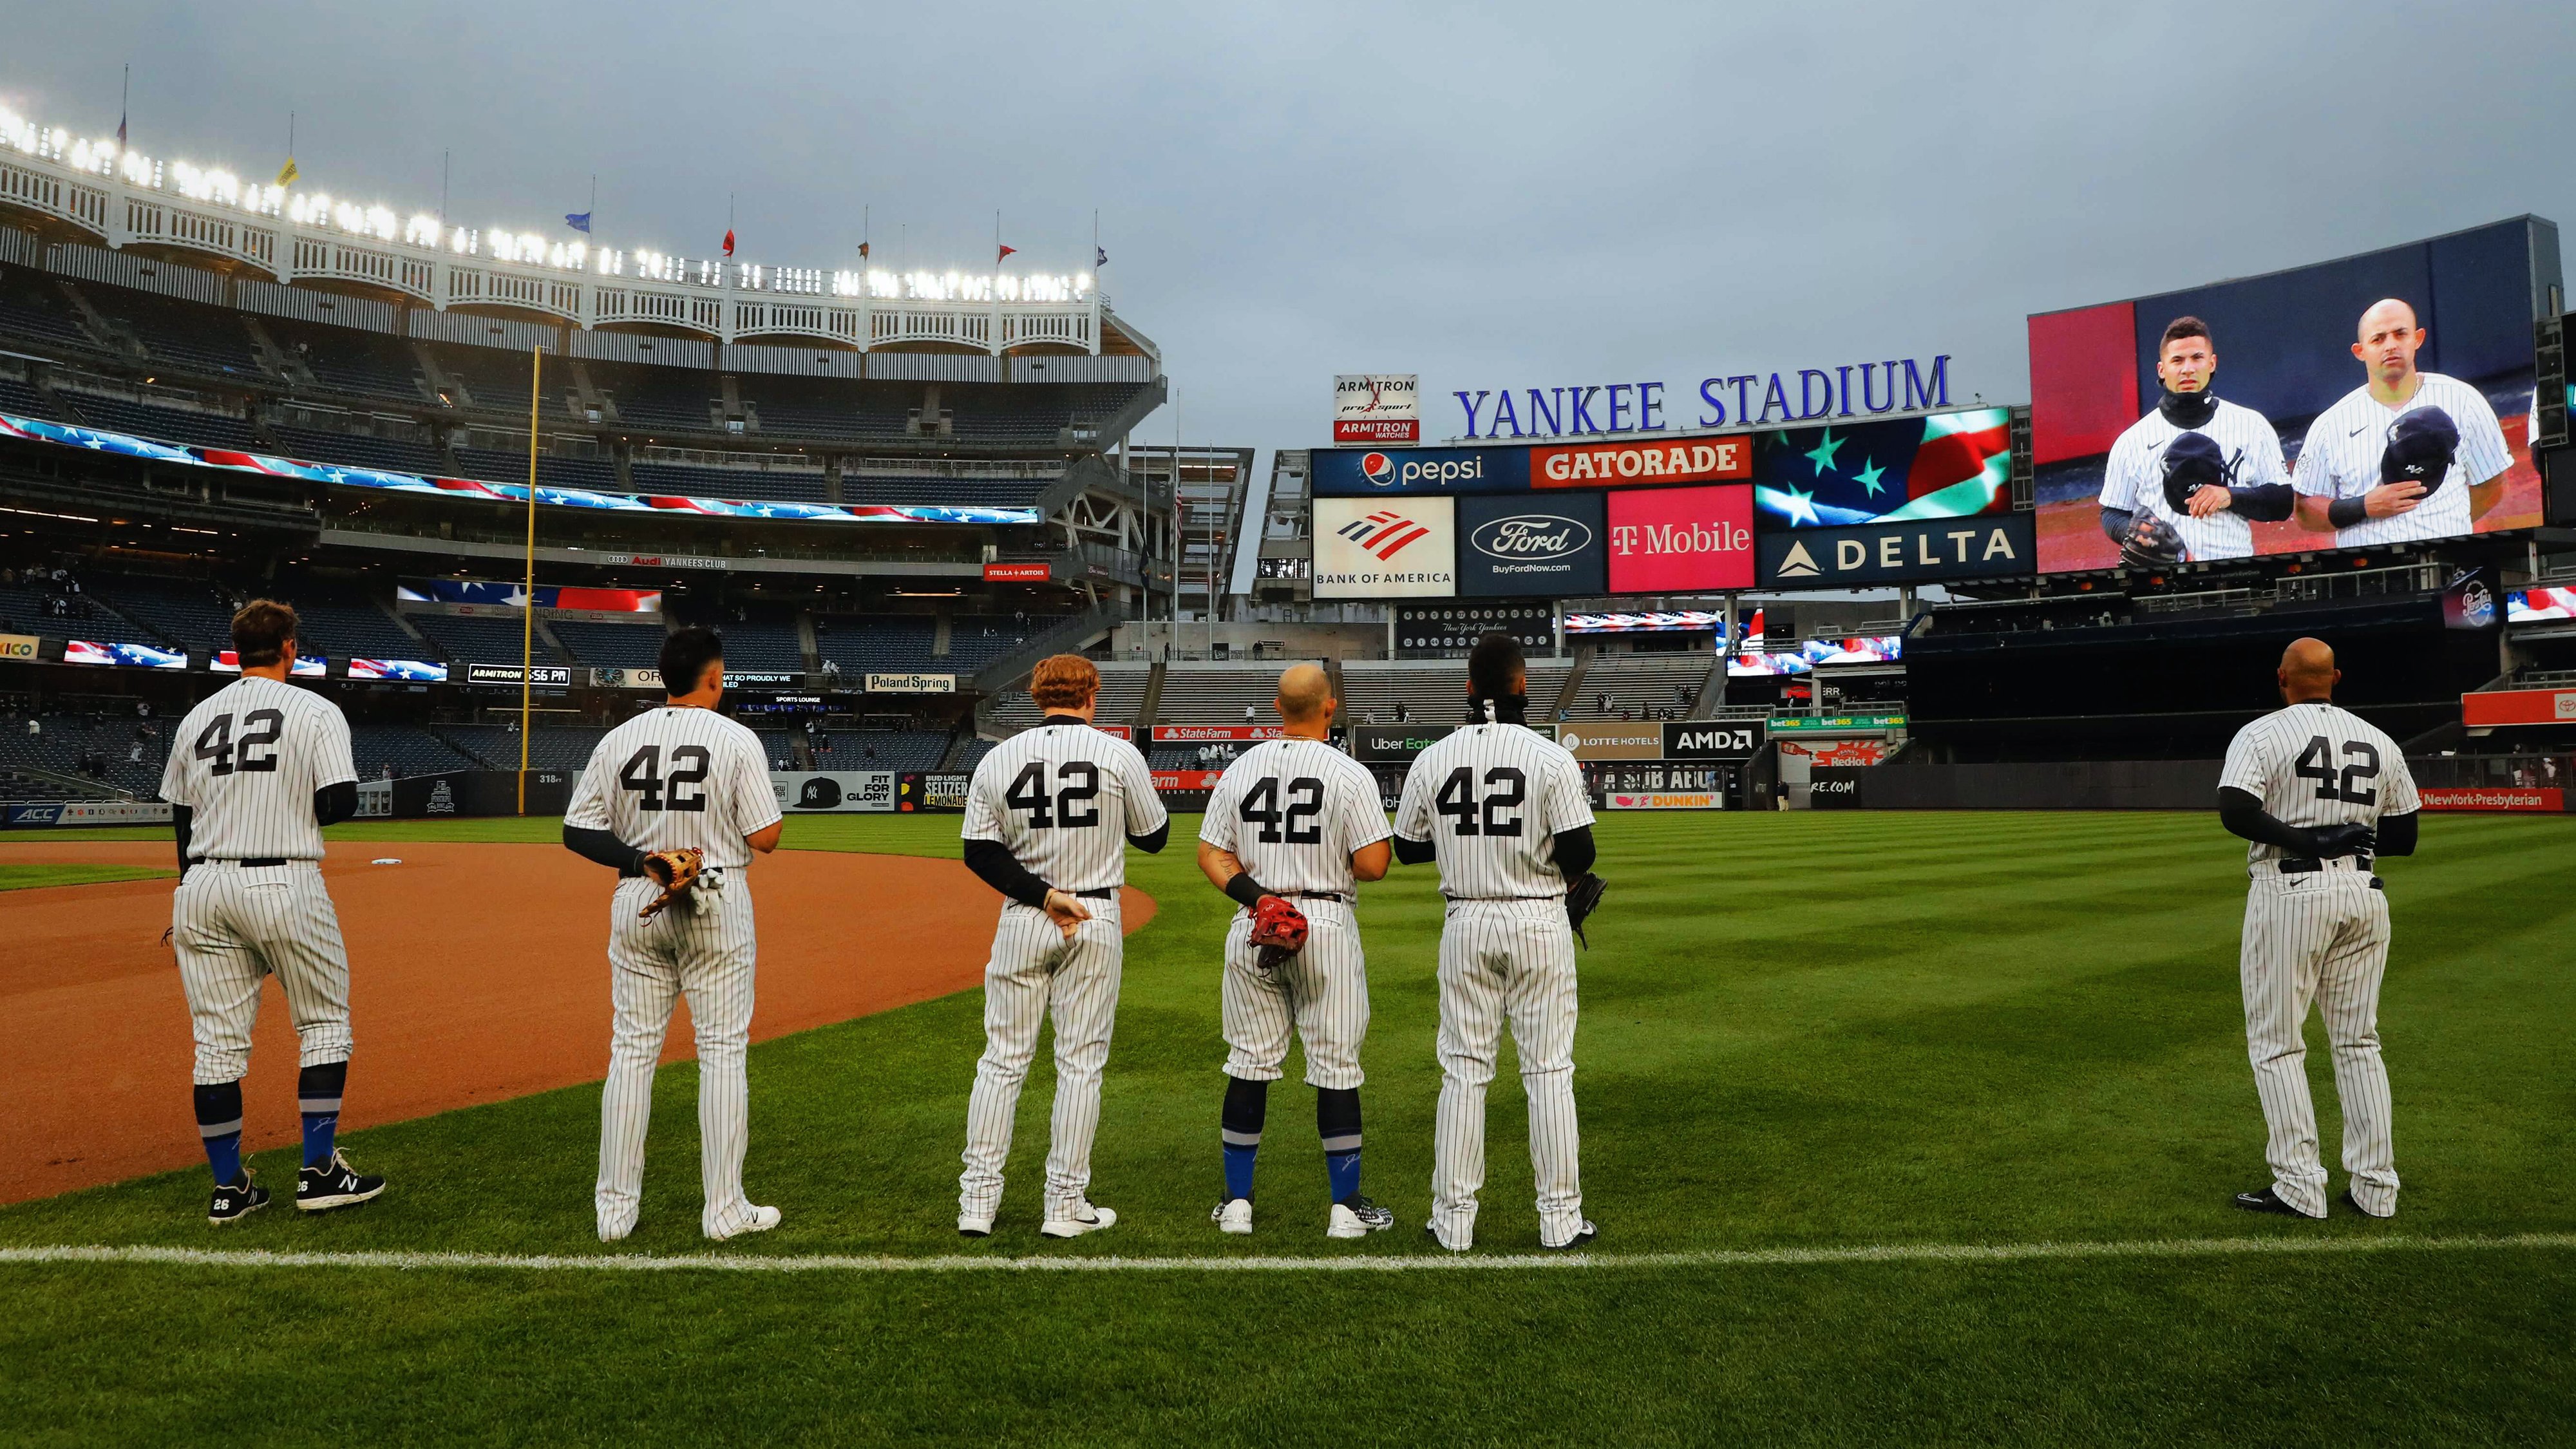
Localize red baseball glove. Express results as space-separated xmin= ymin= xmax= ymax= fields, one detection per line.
xmin=1247 ymin=894 xmax=1309 ymax=953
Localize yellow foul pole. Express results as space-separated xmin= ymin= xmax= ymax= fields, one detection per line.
xmin=518 ymin=346 xmax=540 ymax=814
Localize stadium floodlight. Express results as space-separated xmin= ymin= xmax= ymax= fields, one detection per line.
xmin=404 ymin=213 xmax=440 ymax=246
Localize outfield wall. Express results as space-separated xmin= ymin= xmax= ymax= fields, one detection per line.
xmin=1852 ymin=760 xmax=2222 ymax=811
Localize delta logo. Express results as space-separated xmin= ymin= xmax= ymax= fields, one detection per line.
xmin=1340 ymin=509 xmax=1435 ymax=560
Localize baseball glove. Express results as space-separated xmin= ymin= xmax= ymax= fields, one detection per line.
xmin=1564 ymin=871 xmax=1608 ymax=948
xmin=638 ymin=846 xmax=704 ymax=920
xmin=2119 ymin=512 xmax=2187 ymax=571
xmin=1247 ymin=894 xmax=1309 ymax=978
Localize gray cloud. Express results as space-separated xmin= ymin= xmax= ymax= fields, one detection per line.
xmin=8 ymin=0 xmax=2570 ymax=451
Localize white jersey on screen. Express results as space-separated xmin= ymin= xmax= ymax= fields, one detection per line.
xmin=2099 ymin=398 xmax=2287 ymax=561
xmin=2291 ymin=373 xmax=2511 ymax=547
xmin=160 ymin=674 xmax=357 ymax=860
xmin=961 ymin=721 xmax=1168 ymax=891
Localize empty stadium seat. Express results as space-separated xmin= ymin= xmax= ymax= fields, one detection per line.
xmin=551 ymin=620 xmax=668 ymax=669
xmin=265 ymin=319 xmax=425 ymax=401
xmin=407 ymin=612 xmax=563 ymax=665
xmin=80 ymin=285 xmax=268 ymax=380
xmin=0 ymin=269 xmax=104 ymax=355
xmin=811 ymin=615 xmax=938 ymax=675
xmin=269 ymin=423 xmax=448 ymax=476
xmin=59 ymin=393 xmax=260 ymax=451
xmin=629 ymin=460 xmax=828 ymax=503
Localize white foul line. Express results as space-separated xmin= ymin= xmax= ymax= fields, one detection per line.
xmin=1 ymin=1233 xmax=2571 ymax=1276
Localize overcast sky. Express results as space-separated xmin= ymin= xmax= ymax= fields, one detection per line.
xmin=8 ymin=1 xmax=2571 ymax=457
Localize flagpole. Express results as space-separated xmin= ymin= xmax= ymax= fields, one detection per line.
xmin=117 ymin=64 xmax=128 ymax=149
xmin=518 ymin=344 xmax=540 ymax=815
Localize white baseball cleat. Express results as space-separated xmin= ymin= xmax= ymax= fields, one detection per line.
xmin=958 ymin=1211 xmax=995 ymax=1238
xmin=1212 ymin=1197 xmax=1253 ymax=1235
xmin=1327 ymin=1196 xmax=1396 ymax=1239
xmin=1041 ymin=1201 xmax=1117 ymax=1238
xmin=706 ymin=1204 xmax=781 ymax=1242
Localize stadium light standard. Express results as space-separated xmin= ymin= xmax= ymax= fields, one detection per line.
xmin=518 ymin=345 xmax=540 ymax=815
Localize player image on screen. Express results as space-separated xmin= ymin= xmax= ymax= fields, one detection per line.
xmin=2291 ymin=299 xmax=2513 ymax=548
xmin=2098 ymin=317 xmax=2293 ymax=566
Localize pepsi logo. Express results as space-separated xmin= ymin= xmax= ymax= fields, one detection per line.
xmin=1361 ymin=452 xmax=1395 ymax=486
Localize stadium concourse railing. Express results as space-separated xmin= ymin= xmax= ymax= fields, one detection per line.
xmin=969 ymin=603 xmax=1128 ymax=699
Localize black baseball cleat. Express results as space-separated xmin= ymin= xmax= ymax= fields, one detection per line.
xmin=1542 ymin=1220 xmax=1600 ymax=1251
xmin=2338 ymin=1189 xmax=2392 ymax=1220
xmin=296 ymin=1150 xmax=386 ymax=1213
xmin=2233 ymin=1186 xmax=2315 ymax=1217
xmin=207 ymin=1171 xmax=269 ymax=1226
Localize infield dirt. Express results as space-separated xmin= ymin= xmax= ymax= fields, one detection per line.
xmin=0 ymin=839 xmax=1152 ymax=1205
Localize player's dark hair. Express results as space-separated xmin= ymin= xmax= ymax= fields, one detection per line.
xmin=230 ymin=598 xmax=298 ymax=668
xmin=659 ymin=626 xmax=724 ymax=697
xmin=2161 ymin=316 xmax=2212 ymax=352
xmin=1467 ymin=631 xmax=1526 ymax=701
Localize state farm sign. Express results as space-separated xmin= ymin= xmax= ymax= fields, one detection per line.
xmin=1606 ymin=484 xmax=1754 ymax=592
xmin=1533 ymin=437 xmax=1750 ymax=488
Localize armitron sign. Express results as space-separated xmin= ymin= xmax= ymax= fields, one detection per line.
xmin=1334 ymin=374 xmax=1421 ymax=444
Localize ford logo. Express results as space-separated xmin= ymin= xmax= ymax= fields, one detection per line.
xmin=1471 ymin=514 xmax=1591 ymax=560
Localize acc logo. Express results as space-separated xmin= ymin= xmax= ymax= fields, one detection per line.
xmin=1471 ymin=514 xmax=1592 ymax=561
xmin=1361 ymin=452 xmax=1396 ymax=486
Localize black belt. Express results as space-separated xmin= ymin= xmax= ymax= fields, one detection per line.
xmin=189 ymin=857 xmax=287 ymax=867
xmin=1073 ymin=888 xmax=1119 ymax=900
xmin=1444 ymin=894 xmax=1561 ymax=902
xmin=2277 ymin=857 xmax=2383 ymax=889
xmin=1282 ymin=890 xmax=1349 ymax=903
xmin=621 ymin=863 xmax=727 ymax=878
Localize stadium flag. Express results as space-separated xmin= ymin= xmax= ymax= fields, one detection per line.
xmin=564 ymin=211 xmax=591 ymax=234
xmin=1095 ymin=245 xmax=1108 ymax=267
xmin=722 ymin=229 xmax=735 ymax=257
xmin=857 ymin=240 xmax=870 ymax=258
xmin=275 ymin=156 xmax=299 ymax=187
xmin=997 ymin=243 xmax=1016 ymax=263
xmin=116 ymin=112 xmax=126 ymax=150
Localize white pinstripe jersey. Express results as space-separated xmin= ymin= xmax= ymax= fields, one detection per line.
xmin=1198 ymin=736 xmax=1392 ymax=895
xmin=2100 ymin=398 xmax=2287 ymax=561
xmin=963 ymin=721 xmax=1168 ymax=894
xmin=2291 ymin=373 xmax=2512 ymax=547
xmin=1394 ymin=720 xmax=1594 ymax=898
xmin=160 ymin=675 xmax=357 ymax=860
xmin=2219 ymin=701 xmax=2421 ymax=867
xmin=566 ymin=706 xmax=782 ymax=869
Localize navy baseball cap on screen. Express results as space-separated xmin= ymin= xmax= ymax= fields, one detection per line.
xmin=2380 ymin=406 xmax=2459 ymax=487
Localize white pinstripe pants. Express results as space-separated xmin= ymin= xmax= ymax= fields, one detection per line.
xmin=596 ymin=873 xmax=763 ymax=1239
xmin=1221 ymin=900 xmax=1368 ymax=1090
xmin=960 ymin=898 xmax=1124 ymax=1220
xmin=171 ymin=860 xmax=352 ymax=1086
xmin=1431 ymin=898 xmax=1582 ymax=1249
xmin=2240 ymin=872 xmax=2397 ymax=1217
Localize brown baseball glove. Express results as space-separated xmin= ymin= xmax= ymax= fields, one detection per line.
xmin=638 ymin=847 xmax=704 ymax=920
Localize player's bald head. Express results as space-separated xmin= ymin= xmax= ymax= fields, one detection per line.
xmin=1275 ymin=662 xmax=1333 ymax=724
xmin=2357 ymin=298 xmax=2419 ymax=339
xmin=2278 ymin=637 xmax=2340 ymax=702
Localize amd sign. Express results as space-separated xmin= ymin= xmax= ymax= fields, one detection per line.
xmin=1663 ymin=721 xmax=1766 ymax=759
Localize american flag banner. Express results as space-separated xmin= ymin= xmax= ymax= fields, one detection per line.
xmin=1752 ymin=406 xmax=2014 ymax=529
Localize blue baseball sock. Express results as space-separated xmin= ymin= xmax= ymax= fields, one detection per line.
xmin=299 ymin=1061 xmax=348 ymax=1170
xmin=1221 ymin=1075 xmax=1268 ymax=1201
xmin=193 ymin=1081 xmax=244 ymax=1185
xmin=1319 ymin=1087 xmax=1363 ymax=1204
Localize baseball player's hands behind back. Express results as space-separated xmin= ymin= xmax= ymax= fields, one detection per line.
xmin=2309 ymin=822 xmax=2377 ymax=859
xmin=1041 ymin=887 xmax=1092 ymax=941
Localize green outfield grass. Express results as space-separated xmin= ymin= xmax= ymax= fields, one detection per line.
xmin=3 ymin=810 xmax=2571 ymax=1444
xmin=0 ymin=862 xmax=173 ymax=891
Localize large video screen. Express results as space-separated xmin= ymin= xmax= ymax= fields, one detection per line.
xmin=2029 ymin=218 xmax=2557 ymax=573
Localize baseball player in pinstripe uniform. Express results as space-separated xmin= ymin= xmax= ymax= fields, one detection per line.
xmin=956 ymin=654 xmax=1170 ymax=1239
xmin=2218 ymin=638 xmax=2421 ymax=1218
xmin=2294 ymin=298 xmax=2514 ymax=547
xmin=1393 ymin=632 xmax=1600 ymax=1252
xmin=2100 ymin=316 xmax=2294 ymax=565
xmin=564 ymin=626 xmax=786 ymax=1242
xmin=1197 ymin=662 xmax=1397 ymax=1239
xmin=162 ymin=600 xmax=382 ymax=1225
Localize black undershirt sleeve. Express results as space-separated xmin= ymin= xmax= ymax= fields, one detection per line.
xmin=2228 ymin=483 xmax=2296 ymax=522
xmin=963 ymin=838 xmax=1053 ymax=909
xmin=2100 ymin=506 xmax=2136 ymax=543
xmin=562 ymin=823 xmax=646 ymax=875
xmin=1551 ymin=824 xmax=1597 ymax=878
xmin=2376 ymin=810 xmax=2419 ymax=857
xmin=172 ymin=803 xmax=193 ymax=871
xmin=2216 ymin=786 xmax=2322 ymax=855
xmin=2327 ymin=496 xmax=2369 ymax=530
xmin=1223 ymin=872 xmax=1269 ymax=909
xmin=1391 ymin=835 xmax=1436 ymax=866
xmin=1126 ymin=820 xmax=1170 ymax=854
xmin=312 ymin=781 xmax=359 ymax=829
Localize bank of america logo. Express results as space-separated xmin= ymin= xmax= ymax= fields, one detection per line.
xmin=1340 ymin=510 xmax=1432 ymax=560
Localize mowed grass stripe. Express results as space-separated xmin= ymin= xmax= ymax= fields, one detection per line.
xmin=10 ymin=1231 xmax=2575 ymax=1275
